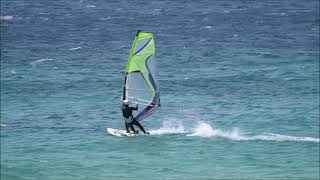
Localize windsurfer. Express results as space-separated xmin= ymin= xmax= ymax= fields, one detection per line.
xmin=121 ymin=100 xmax=149 ymax=134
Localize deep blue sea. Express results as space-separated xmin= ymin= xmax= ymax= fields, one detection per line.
xmin=1 ymin=0 xmax=319 ymax=179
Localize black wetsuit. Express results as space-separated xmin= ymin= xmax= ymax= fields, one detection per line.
xmin=121 ymin=104 xmax=147 ymax=134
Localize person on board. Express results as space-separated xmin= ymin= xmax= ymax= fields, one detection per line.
xmin=121 ymin=100 xmax=149 ymax=135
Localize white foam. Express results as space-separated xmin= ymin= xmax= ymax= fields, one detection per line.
xmin=187 ymin=122 xmax=216 ymax=137
xmin=269 ymin=12 xmax=287 ymax=16
xmin=99 ymin=16 xmax=112 ymax=21
xmin=148 ymin=121 xmax=319 ymax=143
xmin=10 ymin=69 xmax=16 ymax=74
xmin=249 ymin=133 xmax=320 ymax=142
xmin=86 ymin=5 xmax=96 ymax=8
xmin=149 ymin=121 xmax=186 ymax=135
xmin=69 ymin=47 xmax=82 ymax=51
xmin=187 ymin=122 xmax=242 ymax=139
xmin=0 ymin=16 xmax=14 ymax=20
xmin=200 ymin=26 xmax=213 ymax=30
xmin=30 ymin=58 xmax=54 ymax=65
xmin=187 ymin=122 xmax=319 ymax=143
xmin=0 ymin=124 xmax=7 ymax=127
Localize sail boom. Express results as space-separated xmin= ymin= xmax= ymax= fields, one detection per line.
xmin=126 ymin=88 xmax=152 ymax=92
xmin=127 ymin=96 xmax=151 ymax=103
xmin=129 ymin=101 xmax=159 ymax=107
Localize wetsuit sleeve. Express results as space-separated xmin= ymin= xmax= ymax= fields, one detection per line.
xmin=131 ymin=105 xmax=138 ymax=110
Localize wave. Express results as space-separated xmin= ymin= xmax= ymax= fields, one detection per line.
xmin=0 ymin=16 xmax=14 ymax=20
xmin=267 ymin=12 xmax=287 ymax=16
xmin=246 ymin=133 xmax=320 ymax=142
xmin=200 ymin=26 xmax=212 ymax=29
xmin=69 ymin=47 xmax=82 ymax=51
xmin=86 ymin=5 xmax=96 ymax=8
xmin=30 ymin=58 xmax=54 ymax=65
xmin=3 ymin=69 xmax=16 ymax=74
xmin=150 ymin=121 xmax=319 ymax=143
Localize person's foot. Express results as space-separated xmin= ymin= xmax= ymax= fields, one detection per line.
xmin=134 ymin=130 xmax=139 ymax=134
xmin=146 ymin=132 xmax=150 ymax=135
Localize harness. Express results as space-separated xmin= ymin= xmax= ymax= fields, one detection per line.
xmin=124 ymin=116 xmax=134 ymax=124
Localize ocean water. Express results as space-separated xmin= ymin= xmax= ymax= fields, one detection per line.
xmin=1 ymin=0 xmax=319 ymax=179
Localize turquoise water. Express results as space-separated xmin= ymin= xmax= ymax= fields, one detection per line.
xmin=1 ymin=0 xmax=319 ymax=179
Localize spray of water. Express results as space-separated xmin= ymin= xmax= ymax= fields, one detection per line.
xmin=188 ymin=122 xmax=319 ymax=142
xmin=149 ymin=121 xmax=319 ymax=143
xmin=149 ymin=121 xmax=186 ymax=135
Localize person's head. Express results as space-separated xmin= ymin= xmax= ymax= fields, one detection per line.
xmin=123 ymin=99 xmax=129 ymax=106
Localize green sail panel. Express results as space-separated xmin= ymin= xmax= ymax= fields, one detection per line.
xmin=123 ymin=31 xmax=160 ymax=121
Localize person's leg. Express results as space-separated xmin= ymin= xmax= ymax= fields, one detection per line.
xmin=129 ymin=122 xmax=137 ymax=133
xmin=133 ymin=120 xmax=146 ymax=134
xmin=125 ymin=116 xmax=135 ymax=133
xmin=125 ymin=122 xmax=130 ymax=133
xmin=127 ymin=116 xmax=136 ymax=133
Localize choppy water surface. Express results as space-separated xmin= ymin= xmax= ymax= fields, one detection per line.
xmin=1 ymin=0 xmax=319 ymax=179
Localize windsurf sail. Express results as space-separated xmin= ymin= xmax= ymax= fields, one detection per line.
xmin=122 ymin=30 xmax=160 ymax=121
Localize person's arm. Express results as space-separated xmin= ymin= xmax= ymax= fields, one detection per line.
xmin=131 ymin=104 xmax=138 ymax=110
